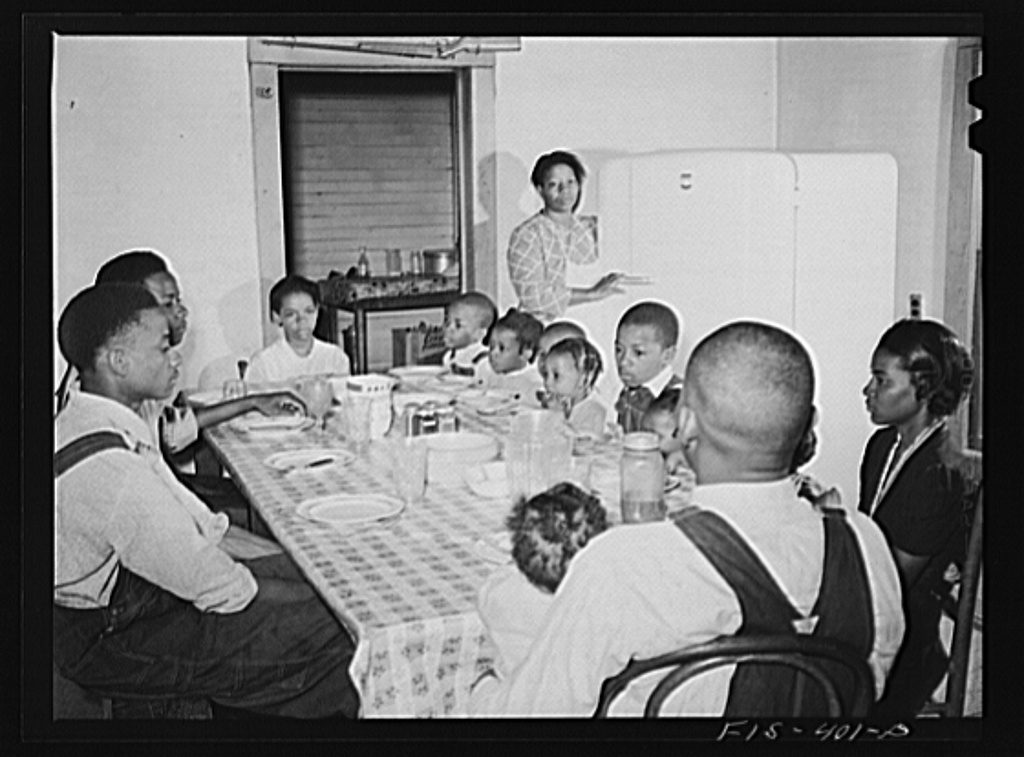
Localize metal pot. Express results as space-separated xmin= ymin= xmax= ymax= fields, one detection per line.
xmin=422 ymin=249 xmax=456 ymax=275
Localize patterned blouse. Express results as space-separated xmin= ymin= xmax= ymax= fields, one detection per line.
xmin=506 ymin=211 xmax=598 ymax=322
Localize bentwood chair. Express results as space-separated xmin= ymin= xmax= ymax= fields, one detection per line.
xmin=594 ymin=634 xmax=874 ymax=718
xmin=922 ymin=449 xmax=983 ymax=717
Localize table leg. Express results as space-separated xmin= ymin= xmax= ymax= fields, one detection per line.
xmin=356 ymin=308 xmax=369 ymax=375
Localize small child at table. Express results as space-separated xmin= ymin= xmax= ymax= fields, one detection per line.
xmin=476 ymin=483 xmax=609 ymax=676
xmin=789 ymin=409 xmax=842 ymax=509
xmin=441 ymin=291 xmax=497 ymax=378
xmin=247 ymin=275 xmax=350 ymax=383
xmin=613 ymin=301 xmax=684 ymax=434
xmin=538 ymin=337 xmax=607 ymax=439
xmin=536 ymin=320 xmax=587 ymax=372
xmin=476 ymin=308 xmax=545 ymax=401
xmin=640 ymin=394 xmax=684 ymax=458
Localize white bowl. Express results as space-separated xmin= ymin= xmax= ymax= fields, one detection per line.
xmin=463 ymin=461 xmax=510 ymax=499
xmin=425 ymin=432 xmax=499 ymax=484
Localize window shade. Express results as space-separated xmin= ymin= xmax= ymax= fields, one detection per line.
xmin=280 ymin=72 xmax=457 ymax=280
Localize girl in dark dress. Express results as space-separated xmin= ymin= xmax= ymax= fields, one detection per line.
xmin=859 ymin=318 xmax=975 ymax=718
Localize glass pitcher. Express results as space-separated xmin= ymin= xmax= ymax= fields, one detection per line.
xmin=505 ymin=408 xmax=574 ymax=501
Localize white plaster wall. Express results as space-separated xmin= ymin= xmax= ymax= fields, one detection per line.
xmin=53 ymin=36 xmax=264 ymax=391
xmin=777 ymin=37 xmax=957 ymax=321
xmin=52 ymin=36 xmax=959 ymax=393
xmin=492 ymin=37 xmax=779 ymax=311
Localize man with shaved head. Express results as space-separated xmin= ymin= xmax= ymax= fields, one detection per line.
xmin=471 ymin=320 xmax=905 ymax=717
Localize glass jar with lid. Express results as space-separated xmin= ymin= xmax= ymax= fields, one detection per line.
xmin=620 ymin=432 xmax=665 ymax=523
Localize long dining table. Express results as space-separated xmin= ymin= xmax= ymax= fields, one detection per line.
xmin=199 ymin=382 xmax=634 ymax=718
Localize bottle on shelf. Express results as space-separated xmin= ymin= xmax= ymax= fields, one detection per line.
xmin=357 ymin=247 xmax=370 ymax=277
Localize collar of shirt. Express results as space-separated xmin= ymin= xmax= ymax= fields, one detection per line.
xmin=690 ymin=478 xmax=810 ymax=532
xmin=58 ymin=389 xmax=156 ymax=452
xmin=450 ymin=340 xmax=487 ymax=365
xmin=629 ymin=364 xmax=676 ymax=399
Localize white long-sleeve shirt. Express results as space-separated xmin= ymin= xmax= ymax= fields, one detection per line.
xmin=247 ymin=336 xmax=350 ymax=384
xmin=471 ymin=478 xmax=904 ymax=717
xmin=55 ymin=391 xmax=258 ymax=614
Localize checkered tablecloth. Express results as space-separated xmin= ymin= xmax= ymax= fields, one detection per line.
xmin=204 ymin=406 xmax=626 ymax=718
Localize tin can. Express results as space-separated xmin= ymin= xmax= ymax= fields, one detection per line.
xmin=436 ymin=405 xmax=459 ymax=433
xmin=402 ymin=403 xmax=422 ymax=436
xmin=413 ymin=402 xmax=439 ymax=435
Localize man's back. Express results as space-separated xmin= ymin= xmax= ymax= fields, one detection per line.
xmin=470 ymin=480 xmax=903 ymax=717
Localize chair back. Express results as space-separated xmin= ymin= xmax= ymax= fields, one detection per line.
xmin=594 ymin=634 xmax=874 ymax=718
xmin=943 ymin=449 xmax=983 ymax=717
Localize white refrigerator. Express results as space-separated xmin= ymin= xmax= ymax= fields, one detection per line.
xmin=572 ymin=150 xmax=898 ymax=505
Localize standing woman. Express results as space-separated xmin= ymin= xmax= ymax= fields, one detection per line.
xmin=507 ymin=150 xmax=624 ymax=323
xmin=859 ymin=318 xmax=975 ymax=718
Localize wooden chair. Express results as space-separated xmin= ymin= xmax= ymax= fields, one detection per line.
xmin=923 ymin=449 xmax=983 ymax=717
xmin=594 ymin=634 xmax=874 ymax=718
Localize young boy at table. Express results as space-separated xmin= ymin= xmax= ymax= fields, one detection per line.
xmin=247 ymin=275 xmax=351 ymax=383
xmin=441 ymin=291 xmax=497 ymax=378
xmin=55 ymin=249 xmax=302 ymax=530
xmin=477 ymin=483 xmax=608 ymax=676
xmin=54 ymin=283 xmax=360 ymax=718
xmin=640 ymin=393 xmax=684 ymax=458
xmin=476 ymin=308 xmax=545 ymax=402
xmin=613 ymin=300 xmax=685 ymax=434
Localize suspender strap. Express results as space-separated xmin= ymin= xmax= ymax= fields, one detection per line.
xmin=673 ymin=509 xmax=801 ymax=634
xmin=54 ymin=431 xmax=130 ymax=478
xmin=811 ymin=510 xmax=875 ymax=656
xmin=672 ymin=507 xmax=873 ymax=716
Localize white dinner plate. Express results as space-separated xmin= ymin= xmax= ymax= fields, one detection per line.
xmin=436 ymin=373 xmax=478 ymax=387
xmin=233 ymin=413 xmax=314 ymax=435
xmin=264 ymin=448 xmax=355 ymax=472
xmin=296 ymin=494 xmax=405 ymax=528
xmin=388 ymin=365 xmax=446 ymax=381
xmin=184 ymin=388 xmax=224 ymax=407
xmin=459 ymin=389 xmax=518 ymax=416
xmin=392 ymin=391 xmax=453 ymax=412
xmin=186 ymin=384 xmax=292 ymax=407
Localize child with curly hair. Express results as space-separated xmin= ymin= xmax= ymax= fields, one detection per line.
xmin=476 ymin=483 xmax=609 ymax=676
xmin=537 ymin=337 xmax=607 ymax=439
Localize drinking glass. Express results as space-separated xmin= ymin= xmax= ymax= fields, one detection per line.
xmin=345 ymin=396 xmax=373 ymax=452
xmin=298 ymin=376 xmax=333 ymax=430
xmin=222 ymin=378 xmax=247 ymax=400
xmin=390 ymin=436 xmax=428 ymax=505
